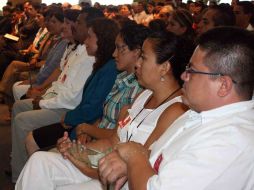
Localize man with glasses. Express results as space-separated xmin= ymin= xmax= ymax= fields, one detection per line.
xmin=99 ymin=27 xmax=254 ymax=189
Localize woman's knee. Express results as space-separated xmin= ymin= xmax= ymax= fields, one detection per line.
xmin=25 ymin=132 xmax=39 ymax=156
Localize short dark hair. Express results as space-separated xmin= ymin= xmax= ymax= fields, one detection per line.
xmin=198 ymin=27 xmax=254 ymax=99
xmin=81 ymin=7 xmax=104 ymax=23
xmin=209 ymin=4 xmax=235 ymax=27
xmin=119 ymin=23 xmax=150 ymax=51
xmin=147 ymin=31 xmax=194 ymax=86
xmin=63 ymin=9 xmax=80 ymax=22
xmin=3 ymin=5 xmax=13 ymax=13
xmin=87 ymin=18 xmax=119 ymax=72
xmin=50 ymin=9 xmax=64 ymax=23
xmin=148 ymin=19 xmax=167 ymax=32
xmin=236 ymin=1 xmax=254 ymax=15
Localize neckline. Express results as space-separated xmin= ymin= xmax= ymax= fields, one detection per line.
xmin=144 ymin=87 xmax=181 ymax=109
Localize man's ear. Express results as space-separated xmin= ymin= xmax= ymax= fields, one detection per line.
xmin=217 ymin=76 xmax=234 ymax=97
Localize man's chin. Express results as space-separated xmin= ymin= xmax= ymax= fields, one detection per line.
xmin=181 ymin=95 xmax=190 ymax=107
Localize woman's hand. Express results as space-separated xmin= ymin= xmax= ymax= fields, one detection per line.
xmin=56 ymin=132 xmax=72 ymax=159
xmin=76 ymin=124 xmax=92 ymax=144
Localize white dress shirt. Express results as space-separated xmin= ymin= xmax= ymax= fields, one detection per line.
xmin=148 ymin=100 xmax=254 ymax=190
xmin=39 ymin=44 xmax=94 ymax=109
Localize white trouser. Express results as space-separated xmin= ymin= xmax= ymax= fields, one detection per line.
xmin=15 ymin=151 xmax=104 ymax=190
xmin=12 ymin=81 xmax=30 ymax=101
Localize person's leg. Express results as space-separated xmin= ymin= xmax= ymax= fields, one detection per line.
xmin=16 ymin=151 xmax=92 ymax=190
xmin=25 ymin=123 xmax=68 ymax=156
xmin=25 ymin=132 xmax=39 ymax=156
xmin=0 ymin=60 xmax=28 ymax=94
xmin=12 ymin=81 xmax=30 ymax=101
xmin=11 ymin=99 xmax=67 ymax=182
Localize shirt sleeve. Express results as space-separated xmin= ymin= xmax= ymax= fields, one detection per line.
xmin=35 ymin=40 xmax=68 ymax=85
xmin=39 ymin=56 xmax=94 ymax=110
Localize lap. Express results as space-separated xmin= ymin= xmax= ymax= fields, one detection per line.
xmin=13 ymin=99 xmax=68 ymax=130
xmin=33 ymin=123 xmax=70 ymax=149
xmin=32 ymin=151 xmax=92 ymax=185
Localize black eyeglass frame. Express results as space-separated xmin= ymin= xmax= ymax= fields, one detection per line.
xmin=185 ymin=63 xmax=237 ymax=84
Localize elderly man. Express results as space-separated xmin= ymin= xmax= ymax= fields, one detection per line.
xmin=99 ymin=27 xmax=254 ymax=190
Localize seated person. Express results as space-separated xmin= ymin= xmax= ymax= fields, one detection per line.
xmin=99 ymin=27 xmax=254 ymax=190
xmin=196 ymin=4 xmax=235 ymax=36
xmin=0 ymin=2 xmax=40 ymax=77
xmin=11 ymin=11 xmax=68 ymax=101
xmin=0 ymin=11 xmax=49 ymax=100
xmin=10 ymin=14 xmax=114 ymax=183
xmin=15 ymin=30 xmax=193 ymax=190
xmin=24 ymin=22 xmax=149 ymax=155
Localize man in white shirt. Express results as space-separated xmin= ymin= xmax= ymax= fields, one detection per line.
xmin=99 ymin=27 xmax=254 ymax=190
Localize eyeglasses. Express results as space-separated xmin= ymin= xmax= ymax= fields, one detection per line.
xmin=185 ymin=63 xmax=237 ymax=84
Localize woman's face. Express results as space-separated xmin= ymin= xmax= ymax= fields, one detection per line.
xmin=120 ymin=5 xmax=130 ymax=16
xmin=47 ymin=16 xmax=63 ymax=35
xmin=113 ymin=34 xmax=139 ymax=73
xmin=62 ymin=18 xmax=74 ymax=40
xmin=166 ymin=15 xmax=186 ymax=36
xmin=85 ymin=27 xmax=98 ymax=56
xmin=135 ymin=39 xmax=162 ymax=88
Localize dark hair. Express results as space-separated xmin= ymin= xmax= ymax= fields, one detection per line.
xmin=81 ymin=7 xmax=104 ymax=23
xmin=7 ymin=1 xmax=13 ymax=6
xmin=50 ymin=9 xmax=64 ymax=23
xmin=119 ymin=23 xmax=150 ymax=51
xmin=113 ymin=15 xmax=136 ymax=29
xmin=197 ymin=27 xmax=254 ymax=99
xmin=147 ymin=31 xmax=194 ymax=86
xmin=149 ymin=19 xmax=167 ymax=32
xmin=209 ymin=4 xmax=235 ymax=27
xmin=236 ymin=1 xmax=254 ymax=15
xmin=171 ymin=8 xmax=195 ymax=40
xmin=87 ymin=18 xmax=119 ymax=72
xmin=63 ymin=9 xmax=80 ymax=22
xmin=30 ymin=2 xmax=41 ymax=12
xmin=3 ymin=6 xmax=13 ymax=13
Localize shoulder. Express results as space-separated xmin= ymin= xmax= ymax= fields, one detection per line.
xmin=98 ymin=59 xmax=117 ymax=74
xmin=158 ymin=102 xmax=189 ymax=124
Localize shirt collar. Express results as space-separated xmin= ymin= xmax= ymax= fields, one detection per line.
xmin=115 ymin=71 xmax=138 ymax=88
xmin=188 ymin=100 xmax=254 ymax=125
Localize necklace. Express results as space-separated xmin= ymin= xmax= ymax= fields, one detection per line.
xmin=126 ymin=87 xmax=181 ymax=141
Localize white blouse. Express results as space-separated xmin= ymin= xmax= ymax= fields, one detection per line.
xmin=117 ymin=89 xmax=182 ymax=145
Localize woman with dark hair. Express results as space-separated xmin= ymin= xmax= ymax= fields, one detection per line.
xmin=148 ymin=18 xmax=167 ymax=32
xmin=166 ymin=8 xmax=195 ymax=41
xmin=98 ymin=30 xmax=194 ymax=189
xmin=16 ymin=30 xmax=192 ymax=190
